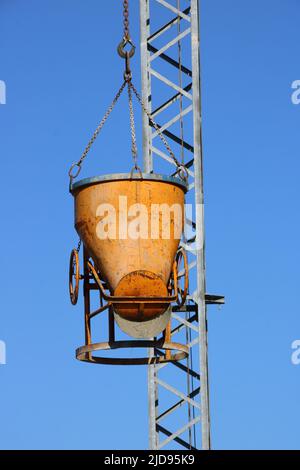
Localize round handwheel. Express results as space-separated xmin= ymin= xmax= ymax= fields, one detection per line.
xmin=175 ymin=248 xmax=189 ymax=307
xmin=69 ymin=249 xmax=80 ymax=305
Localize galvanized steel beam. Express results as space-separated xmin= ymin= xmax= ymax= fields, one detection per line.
xmin=140 ymin=0 xmax=222 ymax=450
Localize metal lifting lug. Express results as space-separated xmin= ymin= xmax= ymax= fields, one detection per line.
xmin=124 ymin=51 xmax=132 ymax=82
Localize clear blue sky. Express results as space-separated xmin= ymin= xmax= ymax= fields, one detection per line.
xmin=0 ymin=0 xmax=299 ymax=450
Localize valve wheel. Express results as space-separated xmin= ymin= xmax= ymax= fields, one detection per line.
xmin=69 ymin=249 xmax=80 ymax=305
xmin=175 ymin=248 xmax=189 ymax=307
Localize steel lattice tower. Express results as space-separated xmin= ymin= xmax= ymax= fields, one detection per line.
xmin=139 ymin=0 xmax=224 ymax=450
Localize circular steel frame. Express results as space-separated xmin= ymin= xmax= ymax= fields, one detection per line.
xmin=70 ymin=172 xmax=188 ymax=194
xmin=76 ymin=339 xmax=189 ymax=365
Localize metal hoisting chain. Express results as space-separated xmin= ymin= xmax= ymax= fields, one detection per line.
xmin=123 ymin=0 xmax=130 ymax=40
xmin=129 ymin=81 xmax=188 ymax=180
xmin=127 ymin=81 xmax=140 ymax=174
xmin=118 ymin=0 xmax=136 ymax=65
xmin=68 ymin=80 xmax=126 ymax=183
xmin=118 ymin=2 xmax=187 ymax=178
xmin=68 ymin=0 xmax=188 ymax=185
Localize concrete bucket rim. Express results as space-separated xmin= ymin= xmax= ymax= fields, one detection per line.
xmin=70 ymin=172 xmax=188 ymax=194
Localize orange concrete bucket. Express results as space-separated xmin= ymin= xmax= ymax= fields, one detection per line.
xmin=70 ymin=173 xmax=187 ymax=328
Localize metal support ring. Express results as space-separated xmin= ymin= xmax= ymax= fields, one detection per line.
xmin=68 ymin=163 xmax=82 ymax=180
xmin=176 ymin=165 xmax=189 ymax=183
xmin=117 ymin=37 xmax=136 ymax=59
xmin=76 ymin=339 xmax=189 ymax=365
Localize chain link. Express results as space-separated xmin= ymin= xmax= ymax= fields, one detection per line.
xmin=123 ymin=0 xmax=130 ymax=40
xmin=127 ymin=82 xmax=139 ymax=170
xmin=129 ymin=81 xmax=186 ymax=173
xmin=68 ymin=80 xmax=126 ymax=181
xmin=118 ymin=0 xmax=135 ymax=60
xmin=68 ymin=0 xmax=187 ymax=184
xmin=68 ymin=78 xmax=187 ymax=183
